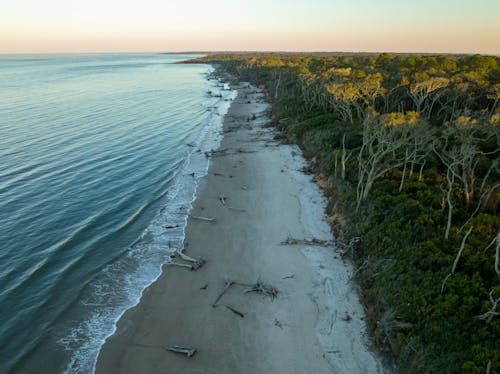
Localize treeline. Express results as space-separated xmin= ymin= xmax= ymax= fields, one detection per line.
xmin=191 ymin=53 xmax=500 ymax=373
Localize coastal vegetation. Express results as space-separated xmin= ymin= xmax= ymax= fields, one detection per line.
xmin=191 ymin=53 xmax=500 ymax=373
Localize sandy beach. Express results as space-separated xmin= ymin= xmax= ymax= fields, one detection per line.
xmin=95 ymin=76 xmax=385 ymax=373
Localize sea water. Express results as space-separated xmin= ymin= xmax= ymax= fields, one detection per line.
xmin=0 ymin=53 xmax=235 ymax=373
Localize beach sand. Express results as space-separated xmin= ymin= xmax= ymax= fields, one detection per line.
xmin=95 ymin=78 xmax=385 ymax=373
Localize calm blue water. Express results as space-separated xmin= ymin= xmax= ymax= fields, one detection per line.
xmin=0 ymin=53 xmax=234 ymax=373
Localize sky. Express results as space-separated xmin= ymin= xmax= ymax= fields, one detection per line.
xmin=1 ymin=0 xmax=499 ymax=54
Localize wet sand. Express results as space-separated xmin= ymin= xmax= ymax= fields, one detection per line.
xmin=96 ymin=79 xmax=384 ymax=373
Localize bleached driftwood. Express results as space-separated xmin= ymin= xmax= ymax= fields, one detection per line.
xmin=178 ymin=249 xmax=197 ymax=263
xmin=168 ymin=262 xmax=193 ymax=270
xmin=244 ymin=281 xmax=279 ymax=300
xmin=212 ymin=280 xmax=235 ymax=307
xmin=189 ymin=215 xmax=216 ymax=222
xmin=280 ymin=236 xmax=332 ymax=247
xmin=169 ymin=246 xmax=207 ymax=271
xmin=165 ymin=346 xmax=197 ymax=357
xmin=218 ymin=195 xmax=227 ymax=205
xmin=205 ymin=149 xmax=228 ymax=158
xmin=189 ymin=257 xmax=206 ymax=271
xmin=212 ymin=278 xmax=280 ymax=307
xmin=226 ymin=305 xmax=245 ymax=318
xmin=168 ymin=257 xmax=206 ymax=271
xmin=227 ymin=206 xmax=246 ymax=212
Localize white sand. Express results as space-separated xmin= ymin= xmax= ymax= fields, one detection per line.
xmin=95 ymin=81 xmax=385 ymax=373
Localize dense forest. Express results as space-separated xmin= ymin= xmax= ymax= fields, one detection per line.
xmin=190 ymin=53 xmax=500 ymax=373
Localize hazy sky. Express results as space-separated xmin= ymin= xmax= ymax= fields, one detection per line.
xmin=1 ymin=0 xmax=499 ymax=54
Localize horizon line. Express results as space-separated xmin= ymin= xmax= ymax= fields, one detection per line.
xmin=1 ymin=50 xmax=499 ymax=57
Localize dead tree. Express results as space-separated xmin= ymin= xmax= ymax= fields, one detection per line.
xmin=408 ymin=77 xmax=450 ymax=118
xmin=299 ymin=74 xmax=324 ymax=112
xmin=441 ymin=226 xmax=473 ymax=293
xmin=440 ymin=163 xmax=457 ymax=240
xmin=435 ymin=123 xmax=499 ymax=238
xmin=325 ymin=82 xmax=360 ymax=123
xmin=399 ymin=147 xmax=412 ymax=192
xmin=495 ymin=230 xmax=500 ymax=277
xmin=341 ymin=133 xmax=352 ymax=180
xmin=487 ymin=83 xmax=500 ymax=119
xmin=358 ymin=73 xmax=385 ymax=111
xmin=408 ymin=123 xmax=435 ymax=180
xmin=476 ymin=290 xmax=500 ymax=324
xmin=356 ymin=115 xmax=415 ymax=208
xmin=474 ymin=232 xmax=500 ymax=324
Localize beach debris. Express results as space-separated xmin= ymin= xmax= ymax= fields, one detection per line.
xmin=300 ymin=165 xmax=315 ymax=175
xmin=212 ymin=280 xmax=235 ymax=308
xmin=282 ymin=274 xmax=295 ymax=280
xmin=168 ymin=247 xmax=207 ymax=271
xmin=168 ymin=262 xmax=194 ymax=270
xmin=236 ymin=148 xmax=256 ymax=154
xmin=227 ymin=206 xmax=246 ymax=212
xmin=244 ymin=281 xmax=279 ymax=300
xmin=189 ymin=215 xmax=216 ymax=222
xmin=200 ymin=284 xmax=208 ymax=290
xmin=164 ymin=224 xmax=179 ymax=229
xmin=226 ymin=305 xmax=245 ymax=318
xmin=218 ymin=195 xmax=227 ymax=205
xmin=280 ymin=236 xmax=332 ymax=247
xmin=167 ymin=257 xmax=206 ymax=271
xmin=165 ymin=345 xmax=197 ymax=358
xmin=274 ymin=319 xmax=283 ymax=329
xmin=338 ymin=237 xmax=362 ymax=258
xmin=205 ymin=148 xmax=228 ymax=158
xmin=342 ymin=313 xmax=352 ymax=322
xmin=177 ymin=248 xmax=196 ymax=262
xmin=241 ymin=185 xmax=248 ymax=190
xmin=180 ymin=253 xmax=206 ymax=269
xmin=190 ymin=257 xmax=206 ymax=271
xmin=213 ymin=172 xmax=226 ymax=177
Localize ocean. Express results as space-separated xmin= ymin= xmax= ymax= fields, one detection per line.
xmin=0 ymin=53 xmax=234 ymax=373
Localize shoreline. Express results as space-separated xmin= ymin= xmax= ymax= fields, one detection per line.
xmin=95 ymin=71 xmax=385 ymax=373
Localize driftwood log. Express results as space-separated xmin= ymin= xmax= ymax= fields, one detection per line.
xmin=280 ymin=236 xmax=332 ymax=247
xmin=226 ymin=305 xmax=245 ymax=318
xmin=189 ymin=215 xmax=216 ymax=222
xmin=165 ymin=346 xmax=197 ymax=357
xmin=212 ymin=280 xmax=234 ymax=307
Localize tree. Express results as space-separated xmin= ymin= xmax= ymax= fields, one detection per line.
xmin=487 ymin=83 xmax=500 ymax=118
xmin=356 ymin=114 xmax=419 ymax=208
xmin=408 ymin=77 xmax=450 ymax=118
xmin=434 ymin=122 xmax=499 ymax=238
